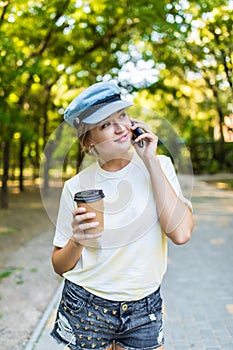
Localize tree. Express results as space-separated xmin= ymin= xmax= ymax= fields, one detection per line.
xmin=1 ymin=0 xmax=232 ymax=208
xmin=132 ymin=0 xmax=232 ymax=172
xmin=0 ymin=0 xmax=170 ymax=207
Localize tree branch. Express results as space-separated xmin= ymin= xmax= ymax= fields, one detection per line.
xmin=0 ymin=0 xmax=11 ymax=25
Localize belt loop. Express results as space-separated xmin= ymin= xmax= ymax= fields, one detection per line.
xmin=87 ymin=291 xmax=94 ymax=306
xmin=146 ymin=294 xmax=150 ymax=313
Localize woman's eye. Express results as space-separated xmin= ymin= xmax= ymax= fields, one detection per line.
xmin=101 ymin=123 xmax=110 ymax=129
xmin=120 ymin=112 xmax=127 ymax=119
xmin=119 ymin=112 xmax=129 ymax=121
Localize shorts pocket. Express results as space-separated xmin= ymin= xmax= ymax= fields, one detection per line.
xmin=60 ymin=283 xmax=86 ymax=315
xmin=147 ymin=291 xmax=163 ymax=327
xmin=149 ymin=292 xmax=163 ymax=314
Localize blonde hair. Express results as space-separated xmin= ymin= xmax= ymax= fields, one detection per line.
xmin=75 ymin=121 xmax=92 ymax=153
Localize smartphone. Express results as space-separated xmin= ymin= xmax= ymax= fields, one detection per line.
xmin=131 ymin=124 xmax=144 ymax=148
xmin=131 ymin=122 xmax=163 ymax=147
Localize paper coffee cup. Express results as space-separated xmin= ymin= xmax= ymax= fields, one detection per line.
xmin=74 ymin=189 xmax=105 ymax=234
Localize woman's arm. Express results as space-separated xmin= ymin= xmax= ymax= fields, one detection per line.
xmin=52 ymin=240 xmax=83 ymax=276
xmin=52 ymin=206 xmax=102 ymax=276
xmin=131 ymin=120 xmax=194 ymax=244
xmin=144 ymin=155 xmax=193 ymax=244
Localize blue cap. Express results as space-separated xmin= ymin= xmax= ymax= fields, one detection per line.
xmin=64 ymin=82 xmax=133 ymax=127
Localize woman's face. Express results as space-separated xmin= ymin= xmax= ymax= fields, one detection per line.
xmin=88 ymin=109 xmax=132 ymax=158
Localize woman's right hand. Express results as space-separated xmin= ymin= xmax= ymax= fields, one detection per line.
xmin=71 ymin=207 xmax=102 ymax=245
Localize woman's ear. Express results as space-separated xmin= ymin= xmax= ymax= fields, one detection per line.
xmin=84 ymin=138 xmax=98 ymax=156
xmin=82 ymin=134 xmax=93 ymax=153
xmin=89 ymin=145 xmax=99 ymax=157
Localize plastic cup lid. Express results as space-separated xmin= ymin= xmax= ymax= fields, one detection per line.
xmin=74 ymin=189 xmax=105 ymax=203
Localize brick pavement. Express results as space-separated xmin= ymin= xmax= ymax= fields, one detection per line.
xmin=163 ymin=176 xmax=233 ymax=349
xmin=25 ymin=176 xmax=233 ymax=350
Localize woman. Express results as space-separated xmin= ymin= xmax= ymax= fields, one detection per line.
xmin=51 ymin=81 xmax=194 ymax=350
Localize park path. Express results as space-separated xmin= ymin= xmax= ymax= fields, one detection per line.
xmin=25 ymin=175 xmax=233 ymax=350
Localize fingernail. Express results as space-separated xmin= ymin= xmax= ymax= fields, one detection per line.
xmin=79 ymin=207 xmax=86 ymax=212
xmin=91 ymin=222 xmax=99 ymax=227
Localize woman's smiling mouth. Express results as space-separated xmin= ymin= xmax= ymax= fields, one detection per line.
xmin=114 ymin=132 xmax=130 ymax=143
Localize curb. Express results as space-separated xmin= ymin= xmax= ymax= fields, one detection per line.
xmin=24 ymin=282 xmax=63 ymax=350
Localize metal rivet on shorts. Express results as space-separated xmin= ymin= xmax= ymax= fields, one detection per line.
xmin=63 ymin=306 xmax=67 ymax=311
xmin=88 ymin=311 xmax=93 ymax=317
xmin=94 ymin=329 xmax=99 ymax=333
xmin=103 ymin=308 xmax=108 ymax=313
xmin=92 ymin=344 xmax=97 ymax=349
xmin=87 ymin=336 xmax=92 ymax=340
xmin=96 ymin=315 xmax=100 ymax=320
xmin=78 ymin=334 xmax=83 ymax=339
xmin=105 ymin=319 xmax=110 ymax=324
xmin=81 ymin=343 xmax=85 ymax=347
xmin=101 ymin=343 xmax=106 ymax=346
xmin=122 ymin=304 xmax=128 ymax=311
xmin=80 ymin=318 xmax=85 ymax=323
xmin=75 ymin=324 xmax=80 ymax=329
xmin=112 ymin=310 xmax=117 ymax=315
xmin=70 ymin=311 xmax=74 ymax=316
xmin=94 ymin=305 xmax=99 ymax=310
xmin=97 ymin=337 xmax=101 ymax=341
xmin=100 ymin=324 xmax=103 ymax=328
xmin=61 ymin=300 xmax=64 ymax=304
xmin=85 ymin=326 xmax=90 ymax=330
xmin=90 ymin=321 xmax=94 ymax=325
xmin=109 ymin=326 xmax=114 ymax=329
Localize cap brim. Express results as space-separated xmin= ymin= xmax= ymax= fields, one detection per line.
xmin=83 ymin=100 xmax=133 ymax=124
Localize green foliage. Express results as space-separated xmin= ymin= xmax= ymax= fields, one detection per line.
xmin=0 ymin=270 xmax=13 ymax=279
xmin=0 ymin=0 xmax=232 ymax=203
xmin=0 ymin=266 xmax=24 ymax=283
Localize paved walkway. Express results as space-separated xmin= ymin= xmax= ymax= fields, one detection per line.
xmin=24 ymin=176 xmax=233 ymax=350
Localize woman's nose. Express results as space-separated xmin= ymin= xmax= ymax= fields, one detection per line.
xmin=113 ymin=122 xmax=125 ymax=133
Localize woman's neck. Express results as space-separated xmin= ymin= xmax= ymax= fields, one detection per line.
xmin=99 ymin=152 xmax=133 ymax=172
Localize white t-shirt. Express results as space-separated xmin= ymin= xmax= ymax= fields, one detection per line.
xmin=53 ymin=151 xmax=189 ymax=301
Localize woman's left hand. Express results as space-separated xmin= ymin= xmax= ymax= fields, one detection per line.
xmin=130 ymin=119 xmax=158 ymax=159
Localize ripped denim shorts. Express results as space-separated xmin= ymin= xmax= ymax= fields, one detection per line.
xmin=51 ymin=280 xmax=164 ymax=350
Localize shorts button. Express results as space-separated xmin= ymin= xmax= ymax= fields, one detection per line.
xmin=122 ymin=304 xmax=128 ymax=311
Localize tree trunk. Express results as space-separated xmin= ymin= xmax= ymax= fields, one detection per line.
xmin=19 ymin=139 xmax=25 ymax=192
xmin=42 ymin=122 xmax=64 ymax=196
xmin=1 ymin=141 xmax=10 ymax=208
xmin=211 ymin=85 xmax=225 ymax=169
xmin=42 ymin=144 xmax=52 ymax=197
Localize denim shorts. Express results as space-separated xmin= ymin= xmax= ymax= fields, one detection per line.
xmin=51 ymin=280 xmax=164 ymax=350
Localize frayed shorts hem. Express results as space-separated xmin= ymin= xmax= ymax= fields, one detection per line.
xmin=116 ymin=340 xmax=165 ymax=350
xmin=50 ymin=331 xmax=112 ymax=350
xmin=50 ymin=334 xmax=164 ymax=350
